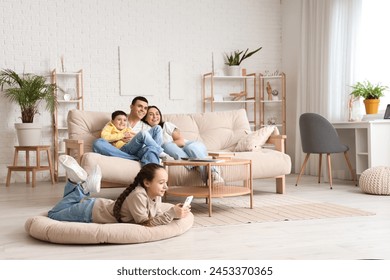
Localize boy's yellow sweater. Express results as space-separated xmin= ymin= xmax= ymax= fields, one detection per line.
xmin=101 ymin=121 xmax=132 ymax=149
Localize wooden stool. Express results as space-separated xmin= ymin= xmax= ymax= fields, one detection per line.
xmin=6 ymin=146 xmax=55 ymax=188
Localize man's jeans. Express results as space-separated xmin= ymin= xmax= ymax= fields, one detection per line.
xmin=93 ymin=126 xmax=163 ymax=166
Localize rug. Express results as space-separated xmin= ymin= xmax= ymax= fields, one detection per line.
xmin=185 ymin=193 xmax=375 ymax=228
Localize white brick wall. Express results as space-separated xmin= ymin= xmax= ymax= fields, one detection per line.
xmin=0 ymin=0 xmax=282 ymax=183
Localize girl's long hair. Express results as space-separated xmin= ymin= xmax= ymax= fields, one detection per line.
xmin=113 ymin=163 xmax=164 ymax=223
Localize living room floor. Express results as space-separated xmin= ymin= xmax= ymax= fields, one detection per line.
xmin=1 ymin=174 xmax=390 ymax=260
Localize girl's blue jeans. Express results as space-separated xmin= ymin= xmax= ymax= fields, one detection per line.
xmin=48 ymin=181 xmax=95 ymax=223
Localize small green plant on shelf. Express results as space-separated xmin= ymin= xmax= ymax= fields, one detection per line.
xmin=224 ymin=47 xmax=262 ymax=66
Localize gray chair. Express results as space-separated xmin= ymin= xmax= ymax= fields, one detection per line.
xmin=295 ymin=113 xmax=356 ymax=189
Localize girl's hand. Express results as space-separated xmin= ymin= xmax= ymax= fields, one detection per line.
xmin=173 ymin=203 xmax=191 ymax=218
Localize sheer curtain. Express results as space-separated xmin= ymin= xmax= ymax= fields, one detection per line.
xmin=295 ymin=0 xmax=362 ymax=174
xmin=357 ymin=0 xmax=390 ymax=112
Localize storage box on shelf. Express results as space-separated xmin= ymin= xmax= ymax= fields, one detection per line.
xmin=259 ymin=72 xmax=286 ymax=135
xmin=202 ymin=72 xmax=257 ymax=128
xmin=51 ymin=69 xmax=84 ymax=181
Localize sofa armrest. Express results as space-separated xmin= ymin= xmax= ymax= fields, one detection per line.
xmin=64 ymin=139 xmax=84 ymax=163
xmin=266 ymin=135 xmax=287 ymax=153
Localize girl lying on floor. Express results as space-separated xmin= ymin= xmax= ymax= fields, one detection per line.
xmin=48 ymin=155 xmax=190 ymax=226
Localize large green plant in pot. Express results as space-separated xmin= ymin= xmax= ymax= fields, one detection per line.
xmin=0 ymin=69 xmax=57 ymax=145
xmin=0 ymin=69 xmax=57 ymax=123
xmin=350 ymin=81 xmax=388 ymax=114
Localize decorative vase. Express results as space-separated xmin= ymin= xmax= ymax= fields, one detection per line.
xmin=14 ymin=123 xmax=42 ymax=146
xmin=363 ymin=99 xmax=380 ymax=114
xmin=226 ymin=66 xmax=241 ymax=76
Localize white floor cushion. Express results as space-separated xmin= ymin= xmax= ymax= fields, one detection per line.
xmin=25 ymin=203 xmax=194 ymax=244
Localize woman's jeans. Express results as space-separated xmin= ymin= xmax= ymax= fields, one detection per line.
xmin=92 ymin=126 xmax=163 ymax=166
xmin=48 ymin=181 xmax=95 ymax=223
xmin=162 ymin=141 xmax=217 ymax=180
xmin=162 ymin=141 xmax=207 ymax=159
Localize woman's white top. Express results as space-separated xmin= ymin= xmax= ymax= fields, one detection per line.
xmin=162 ymin=122 xmax=188 ymax=144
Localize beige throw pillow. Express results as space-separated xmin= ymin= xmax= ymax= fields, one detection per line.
xmin=234 ymin=126 xmax=279 ymax=152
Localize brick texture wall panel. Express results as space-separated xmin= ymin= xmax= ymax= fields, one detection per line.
xmin=0 ymin=0 xmax=281 ymax=183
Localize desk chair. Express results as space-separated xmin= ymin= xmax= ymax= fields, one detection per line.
xmin=295 ymin=113 xmax=356 ymax=189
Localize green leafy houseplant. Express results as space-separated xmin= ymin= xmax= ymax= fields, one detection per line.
xmin=224 ymin=47 xmax=262 ymax=66
xmin=0 ymin=69 xmax=57 ymax=123
xmin=350 ymin=80 xmax=388 ymax=114
xmin=350 ymin=80 xmax=388 ymax=99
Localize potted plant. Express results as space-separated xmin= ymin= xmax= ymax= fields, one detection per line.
xmin=350 ymin=80 xmax=388 ymax=114
xmin=224 ymin=47 xmax=262 ymax=76
xmin=0 ymin=69 xmax=57 ymax=146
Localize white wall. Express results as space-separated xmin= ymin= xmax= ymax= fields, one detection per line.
xmin=281 ymin=0 xmax=301 ymax=171
xmin=0 ymin=0 xmax=284 ymax=183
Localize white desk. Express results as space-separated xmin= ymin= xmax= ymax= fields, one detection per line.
xmin=332 ymin=120 xmax=390 ymax=179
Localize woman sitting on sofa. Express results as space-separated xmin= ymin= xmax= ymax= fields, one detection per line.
xmin=142 ymin=106 xmax=224 ymax=184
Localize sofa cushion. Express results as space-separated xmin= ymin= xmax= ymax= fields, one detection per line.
xmin=235 ymin=126 xmax=279 ymax=152
xmin=165 ymin=109 xmax=250 ymax=151
xmin=233 ymin=149 xmax=291 ymax=179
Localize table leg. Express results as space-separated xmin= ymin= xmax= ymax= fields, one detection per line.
xmin=36 ymin=147 xmax=41 ymax=167
xmin=46 ymin=149 xmax=55 ymax=184
xmin=6 ymin=168 xmax=11 ymax=187
xmin=26 ymin=150 xmax=30 ymax=184
xmin=249 ymin=161 xmax=253 ymax=209
xmin=208 ymin=163 xmax=212 ymax=217
xmin=13 ymin=149 xmax=18 ymax=165
xmin=32 ymin=169 xmax=36 ymax=188
xmin=7 ymin=149 xmax=19 ymax=187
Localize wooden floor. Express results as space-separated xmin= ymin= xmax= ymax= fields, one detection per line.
xmin=1 ymin=174 xmax=390 ymax=260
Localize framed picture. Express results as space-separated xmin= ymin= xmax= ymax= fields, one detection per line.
xmin=384 ymin=104 xmax=390 ymax=119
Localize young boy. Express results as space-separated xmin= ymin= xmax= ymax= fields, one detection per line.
xmin=101 ymin=110 xmax=133 ymax=149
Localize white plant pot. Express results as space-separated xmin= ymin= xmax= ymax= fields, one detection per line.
xmin=14 ymin=123 xmax=42 ymax=146
xmin=226 ymin=66 xmax=241 ymax=76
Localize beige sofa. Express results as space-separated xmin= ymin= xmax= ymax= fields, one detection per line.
xmin=65 ymin=109 xmax=291 ymax=194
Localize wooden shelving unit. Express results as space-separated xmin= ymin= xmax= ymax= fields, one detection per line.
xmin=259 ymin=72 xmax=286 ymax=135
xmin=202 ymin=72 xmax=257 ymax=128
xmin=51 ymin=69 xmax=84 ymax=181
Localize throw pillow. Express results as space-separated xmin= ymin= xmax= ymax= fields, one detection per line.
xmin=234 ymin=126 xmax=279 ymax=152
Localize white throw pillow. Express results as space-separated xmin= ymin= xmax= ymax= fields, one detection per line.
xmin=234 ymin=126 xmax=279 ymax=152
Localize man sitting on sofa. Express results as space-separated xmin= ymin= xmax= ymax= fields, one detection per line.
xmin=92 ymin=96 xmax=165 ymax=166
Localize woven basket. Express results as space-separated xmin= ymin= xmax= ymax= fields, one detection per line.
xmin=359 ymin=166 xmax=390 ymax=195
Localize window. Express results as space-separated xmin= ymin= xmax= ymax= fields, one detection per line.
xmin=358 ymin=0 xmax=390 ymax=111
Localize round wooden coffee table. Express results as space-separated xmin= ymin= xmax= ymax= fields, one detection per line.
xmin=163 ymin=158 xmax=252 ymax=216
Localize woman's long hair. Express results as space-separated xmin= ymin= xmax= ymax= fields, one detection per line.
xmin=113 ymin=163 xmax=165 ymax=223
xmin=142 ymin=105 xmax=165 ymax=128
